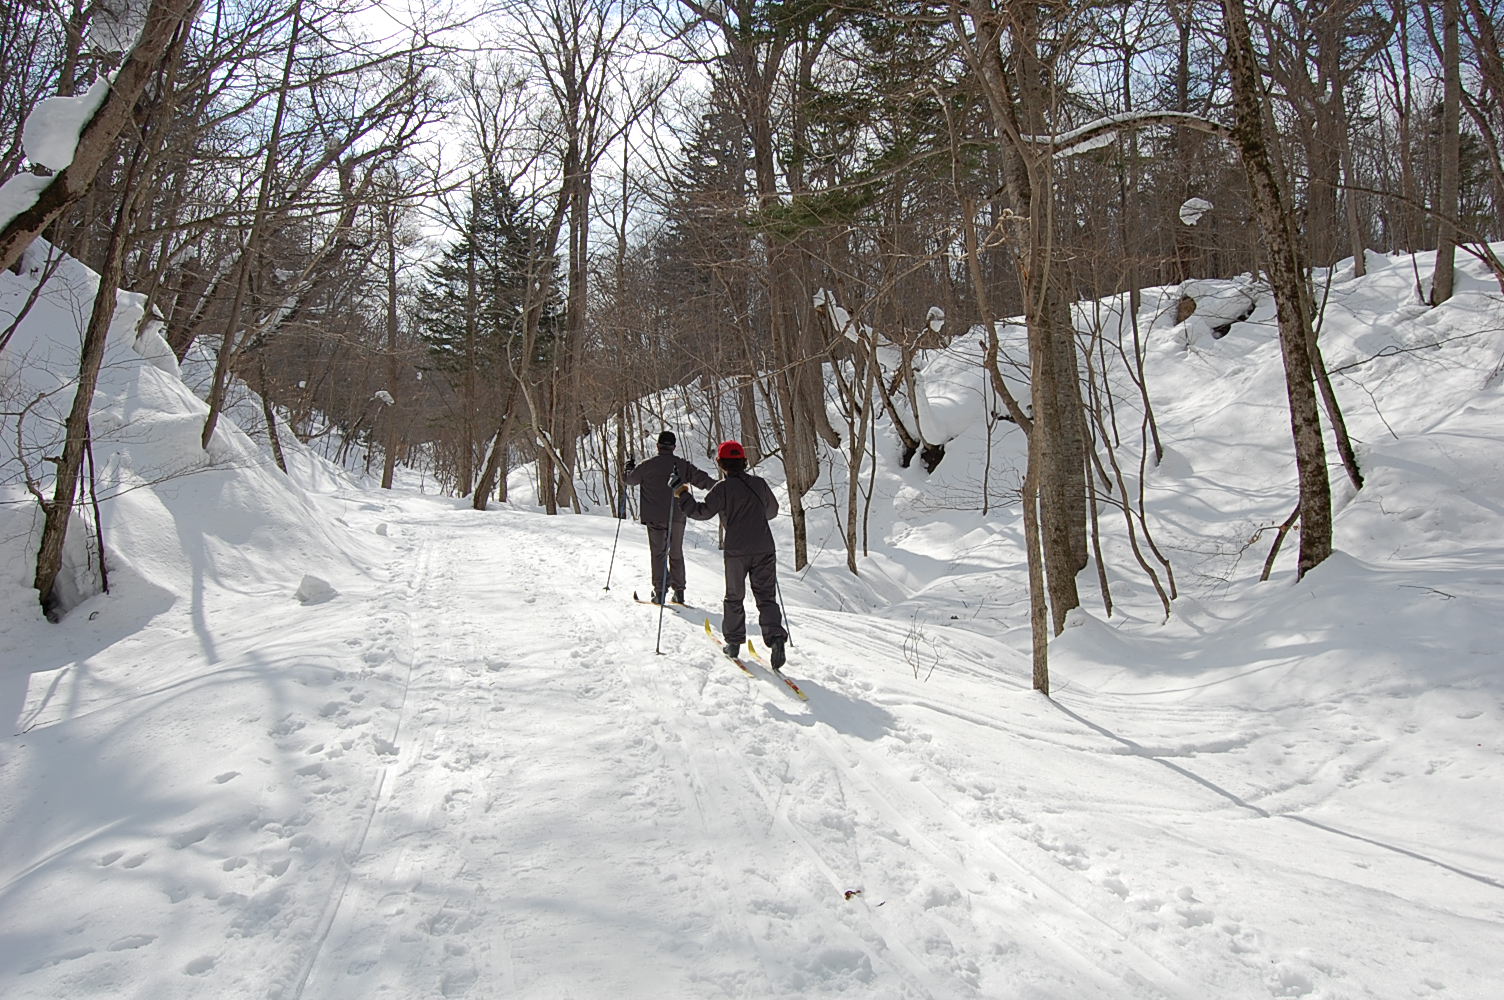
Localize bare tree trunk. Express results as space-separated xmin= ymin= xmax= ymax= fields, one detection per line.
xmin=1169 ymin=1 xmax=1198 ymax=283
xmin=962 ymin=0 xmax=1087 ymax=625
xmin=460 ymin=192 xmax=478 ymax=497
xmin=1393 ymin=24 xmax=1425 ymax=253
xmin=1306 ymin=325 xmax=1365 ymax=490
xmin=736 ymin=378 xmax=763 ymax=465
xmin=257 ymin=357 xmax=288 ymax=474
xmin=381 ymin=207 xmax=400 ymax=490
xmin=1223 ymin=0 xmax=1333 ymax=578
xmin=474 ymin=390 xmax=519 ymax=510
xmin=33 ymin=159 xmax=139 ymax=618
xmin=1431 ymin=0 xmax=1461 ymax=305
xmin=1342 ymin=131 xmax=1368 ymax=276
xmin=201 ymin=0 xmax=302 ymax=451
xmin=1022 ymin=450 xmax=1049 ymax=696
xmin=555 ymin=158 xmax=590 ymax=513
xmin=0 ymin=0 xmax=200 ymax=273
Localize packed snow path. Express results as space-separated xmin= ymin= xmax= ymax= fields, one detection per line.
xmin=292 ymin=497 xmax=1200 ymax=1000
xmin=3 ymin=489 xmax=1501 ymax=1000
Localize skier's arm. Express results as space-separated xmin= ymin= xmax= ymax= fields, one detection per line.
xmin=689 ymin=462 xmax=716 ymax=490
xmin=676 ymin=481 xmax=725 ymax=521
xmin=760 ymin=480 xmax=779 ymax=519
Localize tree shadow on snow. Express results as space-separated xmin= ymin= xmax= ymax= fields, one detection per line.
xmin=1050 ymin=700 xmax=1504 ymax=892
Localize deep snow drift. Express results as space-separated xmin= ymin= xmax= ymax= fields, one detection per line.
xmin=2 ymin=244 xmax=1502 ymax=999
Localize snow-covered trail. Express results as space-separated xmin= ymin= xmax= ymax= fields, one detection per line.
xmin=275 ymin=492 xmax=1498 ymax=1000
xmin=4 ymin=487 xmax=1501 ymax=1000
xmin=288 ymin=494 xmax=1199 ymax=1000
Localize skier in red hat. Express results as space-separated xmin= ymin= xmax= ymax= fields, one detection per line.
xmin=672 ymin=439 xmax=788 ymax=668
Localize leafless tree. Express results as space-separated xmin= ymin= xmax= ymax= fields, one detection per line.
xmin=0 ymin=0 xmax=201 ymax=275
xmin=1222 ymin=0 xmax=1334 ymax=579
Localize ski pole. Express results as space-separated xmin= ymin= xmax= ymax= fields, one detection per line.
xmin=775 ymin=570 xmax=793 ymax=647
xmin=604 ymin=455 xmax=630 ymax=591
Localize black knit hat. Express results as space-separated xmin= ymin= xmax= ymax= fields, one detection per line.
xmin=657 ymin=431 xmax=676 ymax=450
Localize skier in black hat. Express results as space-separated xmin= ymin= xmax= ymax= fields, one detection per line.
xmin=624 ymin=431 xmax=715 ymax=604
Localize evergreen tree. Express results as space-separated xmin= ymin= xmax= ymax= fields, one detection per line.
xmin=418 ymin=183 xmax=559 ymax=380
xmin=415 ymin=180 xmax=561 ymax=492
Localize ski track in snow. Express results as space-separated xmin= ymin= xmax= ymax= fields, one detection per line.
xmin=10 ymin=245 xmax=1504 ymax=1000
xmin=4 ymin=487 xmax=1502 ymax=999
xmin=284 ymin=499 xmax=1196 ymax=1000
xmin=156 ymin=494 xmax=1483 ymax=1000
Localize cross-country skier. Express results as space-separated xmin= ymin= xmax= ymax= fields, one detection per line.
xmin=624 ymin=431 xmax=715 ymax=604
xmin=671 ymin=440 xmax=788 ymax=668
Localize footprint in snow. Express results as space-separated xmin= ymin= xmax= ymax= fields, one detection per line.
xmin=184 ymin=956 xmax=216 ymax=976
xmin=1174 ymin=886 xmax=1215 ymax=928
xmin=1265 ymin=962 xmax=1315 ymax=997
xmin=1101 ymin=876 xmax=1130 ymax=899
xmin=172 ymin=825 xmax=214 ymax=849
xmin=108 ymin=934 xmax=156 ymax=951
xmin=441 ymin=967 xmax=478 ymax=996
xmin=24 ymin=946 xmax=93 ymax=973
xmin=269 ymin=715 xmax=305 ymax=737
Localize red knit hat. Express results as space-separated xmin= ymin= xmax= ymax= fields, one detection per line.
xmin=717 ymin=440 xmax=746 ymax=460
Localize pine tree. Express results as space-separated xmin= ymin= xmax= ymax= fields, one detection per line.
xmin=418 ymin=183 xmax=558 ymax=378
xmin=415 ymin=180 xmax=561 ymax=492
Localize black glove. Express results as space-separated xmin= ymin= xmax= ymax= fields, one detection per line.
xmin=625 ymin=456 xmax=636 ymax=472
xmin=667 ymin=469 xmax=684 ymax=490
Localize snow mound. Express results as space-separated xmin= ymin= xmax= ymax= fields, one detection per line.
xmin=0 ymin=241 xmax=368 ymax=622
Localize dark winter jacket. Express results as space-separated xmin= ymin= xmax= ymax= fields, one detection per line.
xmin=677 ymin=471 xmax=779 ymax=556
xmin=625 ymin=447 xmax=715 ymax=527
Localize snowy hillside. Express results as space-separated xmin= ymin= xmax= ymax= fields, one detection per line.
xmin=0 ymin=241 xmax=375 ymax=625
xmin=2 ymin=244 xmax=1503 ymax=999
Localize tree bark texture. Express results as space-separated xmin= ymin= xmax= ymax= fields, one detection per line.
xmin=1223 ymin=0 xmax=1333 ymax=579
xmin=1431 ymin=0 xmax=1461 ymax=305
xmin=0 ymin=0 xmax=200 ymax=274
xmin=33 ymin=184 xmax=135 ymax=618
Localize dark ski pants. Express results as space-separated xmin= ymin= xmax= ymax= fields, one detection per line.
xmin=647 ymin=519 xmax=687 ymax=596
xmin=722 ymin=551 xmax=785 ymax=645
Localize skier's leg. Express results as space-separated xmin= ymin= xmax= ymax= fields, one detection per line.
xmin=749 ymin=552 xmax=786 ymax=643
xmin=646 ymin=525 xmax=669 ymax=601
xmin=722 ymin=554 xmax=749 ymax=643
xmin=669 ymin=517 xmax=688 ymax=595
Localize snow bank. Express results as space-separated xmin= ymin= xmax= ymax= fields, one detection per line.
xmin=0 ymin=240 xmax=372 ymax=625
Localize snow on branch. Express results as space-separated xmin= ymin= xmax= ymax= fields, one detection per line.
xmin=1023 ymin=111 xmax=1229 ymax=159
xmin=0 ymin=0 xmax=200 ymax=273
